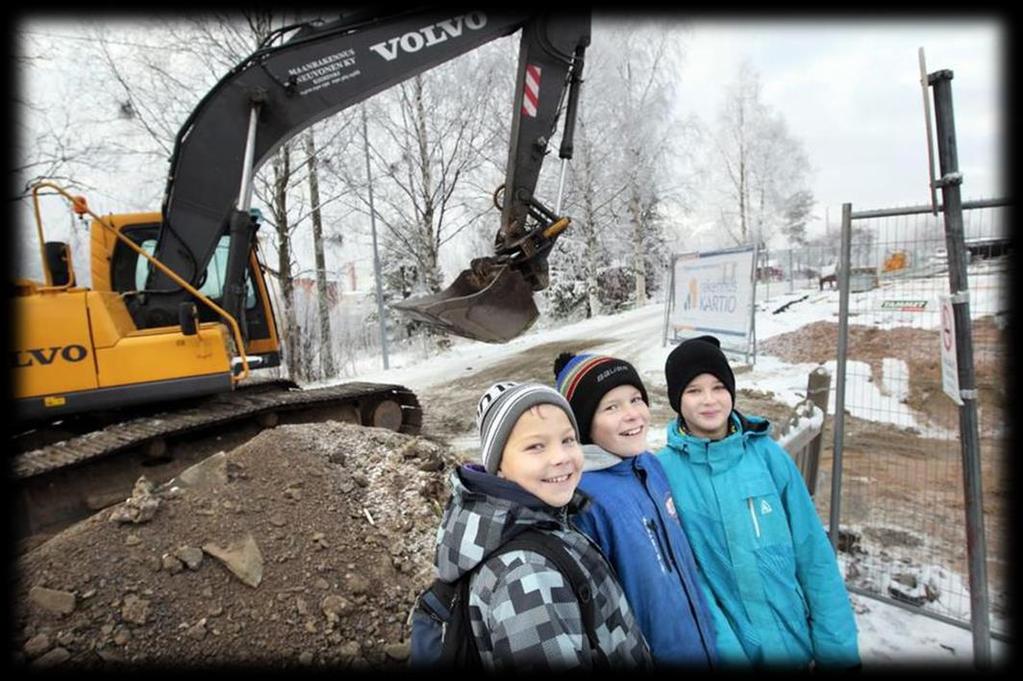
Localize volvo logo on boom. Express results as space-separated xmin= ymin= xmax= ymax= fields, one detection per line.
xmin=12 ymin=344 xmax=89 ymax=368
xmin=369 ymin=13 xmax=487 ymax=62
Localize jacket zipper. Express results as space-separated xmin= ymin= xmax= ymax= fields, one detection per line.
xmin=748 ymin=497 xmax=761 ymax=538
xmin=633 ymin=465 xmax=674 ymax=574
xmin=643 ymin=517 xmax=673 ymax=574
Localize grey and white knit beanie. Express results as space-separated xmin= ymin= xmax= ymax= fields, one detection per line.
xmin=476 ymin=381 xmax=579 ymax=474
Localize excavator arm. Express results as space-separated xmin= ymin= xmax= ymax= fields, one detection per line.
xmin=140 ymin=8 xmax=589 ymax=343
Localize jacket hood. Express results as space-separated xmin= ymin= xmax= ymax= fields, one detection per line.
xmin=433 ymin=464 xmax=589 ymax=582
xmin=581 ymin=443 xmax=624 ymax=472
xmin=663 ymin=411 xmax=772 ymax=472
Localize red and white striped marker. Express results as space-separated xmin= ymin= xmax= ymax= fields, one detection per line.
xmin=521 ymin=64 xmax=541 ymax=117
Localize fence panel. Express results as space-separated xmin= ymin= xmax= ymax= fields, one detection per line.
xmin=817 ymin=201 xmax=1009 ymax=636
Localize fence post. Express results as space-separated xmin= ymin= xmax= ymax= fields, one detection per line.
xmin=829 ymin=203 xmax=852 ymax=551
xmin=804 ymin=366 xmax=831 ymax=497
xmin=930 ymin=67 xmax=991 ymax=668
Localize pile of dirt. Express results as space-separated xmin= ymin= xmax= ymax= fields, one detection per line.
xmin=12 ymin=421 xmax=460 ymax=669
xmin=760 ymin=318 xmax=1006 ymax=433
xmin=760 ymin=316 xmax=1005 ymax=370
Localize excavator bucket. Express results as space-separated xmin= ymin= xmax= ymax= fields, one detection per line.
xmin=392 ymin=264 xmax=538 ymax=343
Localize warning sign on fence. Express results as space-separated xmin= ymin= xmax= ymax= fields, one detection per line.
xmin=939 ymin=295 xmax=963 ymax=406
xmin=880 ymin=299 xmax=928 ymax=311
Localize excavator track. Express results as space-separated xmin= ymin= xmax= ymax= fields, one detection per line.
xmin=14 ymin=381 xmax=421 ymax=479
xmin=13 ymin=381 xmax=422 ymax=543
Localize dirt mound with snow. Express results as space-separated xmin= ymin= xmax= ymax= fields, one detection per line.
xmin=13 ymin=421 xmax=459 ymax=669
xmin=760 ymin=317 xmax=1006 ymax=433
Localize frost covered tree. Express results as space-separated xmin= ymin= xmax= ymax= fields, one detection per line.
xmin=547 ymin=19 xmax=692 ymax=318
xmin=323 ymin=40 xmax=514 ymax=347
xmin=371 ymin=58 xmax=508 ymax=299
xmin=612 ymin=23 xmax=682 ymax=305
xmin=548 ymin=29 xmax=623 ymax=320
xmin=780 ymin=188 xmax=815 ymax=247
xmin=12 ymin=40 xmax=109 ymax=198
xmin=709 ymin=59 xmax=813 ymax=248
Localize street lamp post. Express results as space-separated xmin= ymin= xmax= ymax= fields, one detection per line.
xmin=362 ymin=104 xmax=389 ymax=370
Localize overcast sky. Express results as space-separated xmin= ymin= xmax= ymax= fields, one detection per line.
xmin=15 ymin=14 xmax=1009 ymax=278
xmin=668 ymin=17 xmax=1006 ymax=236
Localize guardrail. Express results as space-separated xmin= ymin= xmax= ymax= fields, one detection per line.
xmin=775 ymin=366 xmax=831 ymax=497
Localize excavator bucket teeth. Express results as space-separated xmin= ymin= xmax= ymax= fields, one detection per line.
xmin=392 ymin=265 xmax=538 ymax=343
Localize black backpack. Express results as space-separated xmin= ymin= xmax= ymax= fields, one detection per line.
xmin=408 ymin=528 xmax=607 ymax=669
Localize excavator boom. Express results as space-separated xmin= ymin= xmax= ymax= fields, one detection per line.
xmin=394 ymin=15 xmax=589 ymax=341
xmin=143 ymin=9 xmax=589 ymax=343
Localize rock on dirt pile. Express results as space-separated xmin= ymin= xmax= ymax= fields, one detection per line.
xmin=13 ymin=421 xmax=460 ymax=669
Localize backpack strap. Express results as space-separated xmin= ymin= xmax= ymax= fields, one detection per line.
xmin=455 ymin=575 xmax=484 ymax=667
xmin=494 ymin=528 xmax=609 ymax=668
xmin=411 ymin=575 xmax=483 ymax=668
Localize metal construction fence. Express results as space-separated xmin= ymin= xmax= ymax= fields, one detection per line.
xmin=752 ymin=208 xmax=1009 ymax=301
xmin=812 ymin=198 xmax=1010 ymax=641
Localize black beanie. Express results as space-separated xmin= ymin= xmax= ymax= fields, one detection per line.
xmin=553 ymin=352 xmax=649 ymax=445
xmin=664 ymin=335 xmax=736 ymax=414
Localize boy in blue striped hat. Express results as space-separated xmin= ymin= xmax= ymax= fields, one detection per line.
xmin=554 ymin=352 xmax=728 ymax=668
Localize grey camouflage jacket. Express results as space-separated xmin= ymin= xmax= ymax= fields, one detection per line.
xmin=433 ymin=464 xmax=652 ymax=671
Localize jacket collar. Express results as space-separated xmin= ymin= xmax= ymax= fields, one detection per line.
xmin=582 ymin=443 xmax=625 ymax=472
xmin=435 ymin=465 xmax=594 ymax=582
xmin=664 ymin=411 xmax=770 ymax=472
xmin=582 ymin=444 xmax=657 ymax=475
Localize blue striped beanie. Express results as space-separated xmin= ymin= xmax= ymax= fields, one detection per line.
xmin=553 ymin=353 xmax=648 ymax=444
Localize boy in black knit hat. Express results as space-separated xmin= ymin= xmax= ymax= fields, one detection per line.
xmin=553 ymin=352 xmax=723 ymax=668
xmin=656 ymin=336 xmax=860 ymax=669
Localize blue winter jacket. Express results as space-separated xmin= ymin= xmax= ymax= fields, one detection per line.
xmin=573 ymin=448 xmax=718 ymax=668
xmin=656 ymin=412 xmax=860 ymax=669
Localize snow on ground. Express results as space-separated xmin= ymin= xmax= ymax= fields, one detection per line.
xmin=881 ymin=357 xmax=910 ymax=403
xmin=327 ymin=300 xmax=674 ymax=393
xmin=311 ymin=266 xmax=1009 ymax=668
xmin=852 ymin=592 xmax=1008 ymax=667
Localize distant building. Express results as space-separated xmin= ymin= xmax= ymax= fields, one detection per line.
xmin=965 ymin=236 xmax=1011 ymax=260
xmin=294 ymin=277 xmax=341 ymax=307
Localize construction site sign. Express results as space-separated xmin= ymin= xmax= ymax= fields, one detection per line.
xmin=880 ymin=299 xmax=929 ymax=311
xmin=663 ymin=245 xmax=756 ymax=356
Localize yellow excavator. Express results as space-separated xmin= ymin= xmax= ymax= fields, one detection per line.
xmin=13 ymin=8 xmax=590 ymax=536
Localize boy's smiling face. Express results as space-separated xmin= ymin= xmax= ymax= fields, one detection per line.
xmin=498 ymin=404 xmax=582 ymax=507
xmin=590 ymin=384 xmax=650 ymax=457
xmin=679 ymin=372 xmax=733 ymax=439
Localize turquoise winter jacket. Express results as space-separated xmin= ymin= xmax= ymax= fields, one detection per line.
xmin=656 ymin=411 xmax=860 ymax=669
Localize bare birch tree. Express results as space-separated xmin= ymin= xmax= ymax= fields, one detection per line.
xmin=610 ymin=23 xmax=688 ymax=305
xmin=304 ymin=130 xmax=336 ymax=377
xmin=547 ymin=19 xmax=689 ymax=317
xmin=374 ymin=66 xmax=505 ymax=297
xmin=325 ymin=42 xmax=511 ymax=331
xmin=710 ymin=59 xmax=812 ymax=247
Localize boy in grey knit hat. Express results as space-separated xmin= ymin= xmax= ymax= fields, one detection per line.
xmin=428 ymin=381 xmax=651 ymax=670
